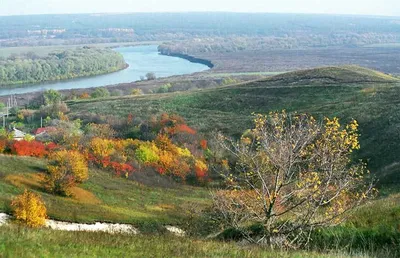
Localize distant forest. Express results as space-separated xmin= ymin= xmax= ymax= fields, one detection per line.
xmin=0 ymin=48 xmax=126 ymax=86
xmin=0 ymin=13 xmax=400 ymax=47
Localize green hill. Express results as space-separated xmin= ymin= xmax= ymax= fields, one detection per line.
xmin=263 ymin=65 xmax=398 ymax=85
xmin=69 ymin=66 xmax=400 ymax=186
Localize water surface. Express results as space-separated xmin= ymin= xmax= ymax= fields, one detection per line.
xmin=0 ymin=45 xmax=210 ymax=96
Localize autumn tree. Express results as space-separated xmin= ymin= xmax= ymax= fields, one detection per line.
xmin=212 ymin=111 xmax=375 ymax=248
xmin=11 ymin=190 xmax=47 ymax=227
xmin=46 ymin=150 xmax=88 ymax=196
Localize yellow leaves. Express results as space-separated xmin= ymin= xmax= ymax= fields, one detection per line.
xmin=90 ymin=137 xmax=115 ymax=159
xmin=240 ymin=136 xmax=252 ymax=145
xmin=177 ymin=147 xmax=192 ymax=158
xmin=46 ymin=150 xmax=88 ymax=195
xmin=135 ymin=142 xmax=160 ymax=164
xmin=11 ymin=189 xmax=47 ymax=228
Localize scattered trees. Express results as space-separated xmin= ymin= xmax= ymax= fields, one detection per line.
xmin=11 ymin=190 xmax=47 ymax=228
xmin=212 ymin=111 xmax=375 ymax=248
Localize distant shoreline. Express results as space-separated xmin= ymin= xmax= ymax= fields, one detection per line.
xmin=158 ymin=52 xmax=214 ymax=69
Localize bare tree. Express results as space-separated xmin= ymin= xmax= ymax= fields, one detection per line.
xmin=212 ymin=111 xmax=375 ymax=248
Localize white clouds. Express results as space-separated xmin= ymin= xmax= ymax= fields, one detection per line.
xmin=1 ymin=0 xmax=399 ymax=16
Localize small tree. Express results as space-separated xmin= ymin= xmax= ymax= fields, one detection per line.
xmin=212 ymin=111 xmax=375 ymax=248
xmin=145 ymin=72 xmax=156 ymax=81
xmin=156 ymin=83 xmax=172 ymax=93
xmin=11 ymin=190 xmax=47 ymax=227
xmin=46 ymin=150 xmax=88 ymax=196
xmin=91 ymin=88 xmax=110 ymax=99
xmin=131 ymin=88 xmax=143 ymax=95
xmin=43 ymin=89 xmax=63 ymax=105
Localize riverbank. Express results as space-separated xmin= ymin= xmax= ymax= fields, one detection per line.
xmin=158 ymin=51 xmax=214 ymax=69
xmin=0 ymin=63 xmax=129 ymax=89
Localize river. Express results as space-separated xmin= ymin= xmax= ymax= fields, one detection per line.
xmin=0 ymin=45 xmax=210 ymax=96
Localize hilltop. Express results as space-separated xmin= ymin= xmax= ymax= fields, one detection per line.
xmin=263 ymin=65 xmax=398 ymax=85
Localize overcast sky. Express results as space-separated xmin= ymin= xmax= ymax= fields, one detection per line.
xmin=1 ymin=0 xmax=399 ymax=17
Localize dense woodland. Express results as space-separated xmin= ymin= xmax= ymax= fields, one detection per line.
xmin=0 ymin=47 xmax=126 ymax=86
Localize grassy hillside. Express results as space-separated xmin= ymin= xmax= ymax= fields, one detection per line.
xmin=0 ymin=155 xmax=210 ymax=232
xmin=68 ymin=66 xmax=400 ymax=186
xmin=1 ymin=66 xmax=400 ymax=256
xmin=264 ymin=65 xmax=398 ymax=84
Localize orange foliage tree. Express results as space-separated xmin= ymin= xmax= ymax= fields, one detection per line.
xmin=11 ymin=189 xmax=47 ymax=227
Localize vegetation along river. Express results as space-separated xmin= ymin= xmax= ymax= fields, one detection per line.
xmin=0 ymin=45 xmax=210 ymax=96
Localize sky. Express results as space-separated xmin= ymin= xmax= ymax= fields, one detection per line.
xmin=1 ymin=0 xmax=400 ymax=17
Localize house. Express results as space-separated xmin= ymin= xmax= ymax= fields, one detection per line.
xmin=13 ymin=128 xmax=27 ymax=141
xmin=34 ymin=126 xmax=57 ymax=136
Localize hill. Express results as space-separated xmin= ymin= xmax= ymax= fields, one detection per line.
xmin=263 ymin=65 xmax=399 ymax=85
xmin=68 ymin=66 xmax=400 ymax=186
xmin=1 ymin=65 xmax=400 ymax=256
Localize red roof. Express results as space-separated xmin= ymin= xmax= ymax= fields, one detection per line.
xmin=34 ymin=127 xmax=57 ymax=135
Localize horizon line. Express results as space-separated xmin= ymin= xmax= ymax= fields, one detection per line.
xmin=0 ymin=11 xmax=399 ymax=19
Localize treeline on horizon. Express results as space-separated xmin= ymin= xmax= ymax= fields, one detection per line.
xmin=158 ymin=33 xmax=399 ymax=54
xmin=0 ymin=13 xmax=400 ymax=47
xmin=0 ymin=47 xmax=126 ymax=86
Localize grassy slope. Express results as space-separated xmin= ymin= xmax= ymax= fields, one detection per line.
xmin=265 ymin=65 xmax=398 ymax=84
xmin=0 ymin=155 xmax=210 ymax=231
xmin=0 ymin=225 xmax=343 ymax=258
xmin=68 ymin=66 xmax=400 ymax=186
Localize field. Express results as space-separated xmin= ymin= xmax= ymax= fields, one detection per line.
xmin=189 ymin=47 xmax=400 ymax=75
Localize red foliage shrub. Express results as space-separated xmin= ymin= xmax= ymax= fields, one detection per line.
xmin=45 ymin=142 xmax=58 ymax=151
xmin=109 ymin=162 xmax=135 ymax=177
xmin=200 ymin=139 xmax=208 ymax=150
xmin=11 ymin=140 xmax=48 ymax=158
xmin=174 ymin=124 xmax=196 ymax=135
